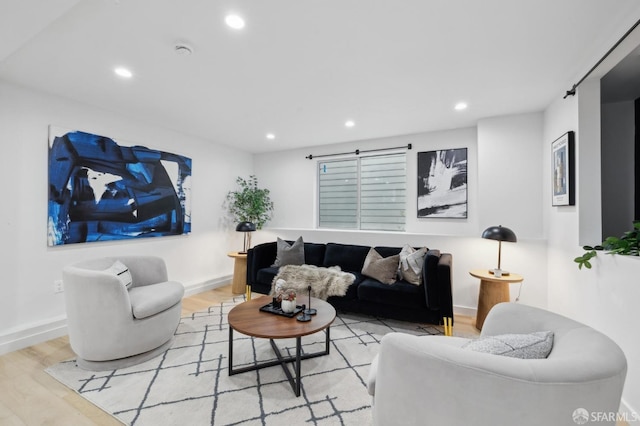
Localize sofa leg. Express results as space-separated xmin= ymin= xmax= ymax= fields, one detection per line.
xmin=442 ymin=317 xmax=453 ymax=336
xmin=245 ymin=285 xmax=252 ymax=300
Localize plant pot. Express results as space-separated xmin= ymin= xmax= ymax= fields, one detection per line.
xmin=281 ymin=299 xmax=296 ymax=313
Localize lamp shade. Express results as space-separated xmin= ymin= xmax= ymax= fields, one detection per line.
xmin=481 ymin=225 xmax=517 ymax=243
xmin=235 ymin=222 xmax=256 ymax=254
xmin=235 ymin=222 xmax=256 ymax=232
xmin=482 ymin=225 xmax=516 ymax=275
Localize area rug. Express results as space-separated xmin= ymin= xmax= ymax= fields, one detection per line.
xmin=46 ymin=295 xmax=443 ymax=425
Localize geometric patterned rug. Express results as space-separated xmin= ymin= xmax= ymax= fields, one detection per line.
xmin=46 ymin=295 xmax=442 ymax=425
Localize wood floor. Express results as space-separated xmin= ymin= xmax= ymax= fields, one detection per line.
xmin=0 ymin=285 xmax=627 ymax=425
xmin=0 ymin=285 xmax=237 ymax=425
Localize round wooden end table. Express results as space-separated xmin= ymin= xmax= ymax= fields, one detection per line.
xmin=227 ymin=251 xmax=247 ymax=294
xmin=227 ymin=295 xmax=336 ymax=397
xmin=469 ymin=269 xmax=523 ymax=331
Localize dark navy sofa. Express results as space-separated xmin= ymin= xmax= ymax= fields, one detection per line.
xmin=246 ymin=241 xmax=453 ymax=325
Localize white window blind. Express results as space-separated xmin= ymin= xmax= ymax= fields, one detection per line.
xmin=318 ymin=153 xmax=406 ymax=231
xmin=360 ymin=154 xmax=406 ymax=231
xmin=318 ymin=159 xmax=358 ymax=229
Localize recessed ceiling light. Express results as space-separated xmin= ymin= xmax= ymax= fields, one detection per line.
xmin=454 ymin=102 xmax=468 ymax=111
xmin=345 ymin=120 xmax=355 ymax=128
xmin=174 ymin=44 xmax=193 ymax=55
xmin=266 ymin=133 xmax=275 ymax=140
xmin=225 ymin=14 xmax=245 ymax=29
xmin=114 ymin=67 xmax=133 ymax=78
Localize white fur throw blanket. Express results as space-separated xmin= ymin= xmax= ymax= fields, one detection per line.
xmin=270 ymin=265 xmax=355 ymax=300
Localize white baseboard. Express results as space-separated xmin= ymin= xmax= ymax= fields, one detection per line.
xmin=0 ymin=275 xmax=233 ymax=357
xmin=183 ymin=275 xmax=232 ymax=297
xmin=0 ymin=315 xmax=68 ymax=356
xmin=453 ymin=304 xmax=476 ymax=318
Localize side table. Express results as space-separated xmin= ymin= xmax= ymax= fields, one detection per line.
xmin=227 ymin=252 xmax=248 ymax=295
xmin=469 ymin=269 xmax=523 ymax=330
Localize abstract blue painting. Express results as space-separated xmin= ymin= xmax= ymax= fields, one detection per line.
xmin=48 ymin=127 xmax=192 ymax=246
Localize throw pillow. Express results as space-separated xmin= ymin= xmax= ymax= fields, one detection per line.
xmin=272 ymin=236 xmax=305 ymax=267
xmin=462 ymin=331 xmax=554 ymax=359
xmin=105 ymin=260 xmax=133 ymax=289
xmin=397 ymin=244 xmax=427 ymax=285
xmin=361 ymin=248 xmax=400 ymax=285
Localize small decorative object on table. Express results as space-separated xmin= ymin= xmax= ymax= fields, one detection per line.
xmin=280 ymin=290 xmax=297 ymax=313
xmin=303 ymin=284 xmax=317 ymax=316
xmin=296 ymin=285 xmax=315 ymax=322
xmin=261 ymin=284 xmax=304 ymax=317
xmin=259 ymin=300 xmax=303 ymax=318
xmin=271 ymin=296 xmax=281 ymax=309
xmin=275 ymin=278 xmax=286 ymax=295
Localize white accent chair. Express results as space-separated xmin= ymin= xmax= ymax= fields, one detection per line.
xmin=367 ymin=303 xmax=627 ymax=426
xmin=63 ymin=256 xmax=184 ymax=370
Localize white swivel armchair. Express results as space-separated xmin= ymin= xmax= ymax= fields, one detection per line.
xmin=367 ymin=302 xmax=627 ymax=426
xmin=63 ymin=256 xmax=184 ymax=370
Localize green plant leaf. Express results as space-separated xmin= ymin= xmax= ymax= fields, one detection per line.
xmin=576 ymin=221 xmax=640 ymax=269
xmin=226 ymin=175 xmax=274 ymax=229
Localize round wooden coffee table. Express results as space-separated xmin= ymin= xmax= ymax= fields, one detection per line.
xmin=227 ymin=295 xmax=336 ymax=396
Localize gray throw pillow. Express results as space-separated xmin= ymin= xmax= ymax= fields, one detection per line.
xmin=272 ymin=236 xmax=305 ymax=267
xmin=397 ymin=244 xmax=427 ymax=285
xmin=361 ymin=248 xmax=399 ymax=285
xmin=105 ymin=260 xmax=133 ymax=289
xmin=463 ymin=331 xmax=554 ymax=359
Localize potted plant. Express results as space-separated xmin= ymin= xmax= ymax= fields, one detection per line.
xmin=225 ymin=175 xmax=274 ymax=229
xmin=279 ymin=290 xmax=297 ymax=313
xmin=574 ymin=221 xmax=640 ymax=269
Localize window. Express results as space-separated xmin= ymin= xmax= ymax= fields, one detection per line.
xmin=318 ymin=153 xmax=406 ymax=231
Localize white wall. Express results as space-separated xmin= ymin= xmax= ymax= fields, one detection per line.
xmin=254 ymin=115 xmax=548 ymax=315
xmin=544 ymin=86 xmax=639 ymax=416
xmin=256 ymin=127 xmax=480 ymax=236
xmin=477 ymin=113 xmax=544 ymax=239
xmin=0 ymin=81 xmax=252 ymax=354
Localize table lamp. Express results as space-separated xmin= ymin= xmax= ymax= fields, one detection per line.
xmin=481 ymin=225 xmax=517 ymax=276
xmin=236 ymin=221 xmax=256 ymax=254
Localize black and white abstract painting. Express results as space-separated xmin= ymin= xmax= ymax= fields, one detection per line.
xmin=417 ymin=148 xmax=467 ymax=218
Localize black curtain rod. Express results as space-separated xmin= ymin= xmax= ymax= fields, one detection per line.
xmin=564 ymin=17 xmax=640 ymax=98
xmin=305 ymin=143 xmax=412 ymax=160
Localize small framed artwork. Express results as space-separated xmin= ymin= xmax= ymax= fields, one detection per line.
xmin=551 ymin=131 xmax=575 ymax=206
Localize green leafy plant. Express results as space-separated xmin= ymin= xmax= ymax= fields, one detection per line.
xmin=225 ymin=175 xmax=274 ymax=229
xmin=574 ymin=221 xmax=640 ymax=269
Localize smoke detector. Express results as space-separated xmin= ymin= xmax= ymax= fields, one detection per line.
xmin=174 ymin=44 xmax=193 ymax=56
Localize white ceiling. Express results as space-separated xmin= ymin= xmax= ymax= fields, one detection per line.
xmin=2 ymin=0 xmax=640 ymax=153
